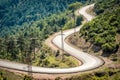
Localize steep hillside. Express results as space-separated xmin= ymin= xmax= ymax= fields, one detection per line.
xmin=66 ymin=1 xmax=120 ymax=79
xmin=0 ymin=2 xmax=83 ymax=68
xmin=94 ymin=0 xmax=120 ymax=15
xmin=80 ymin=0 xmax=120 ymax=54
xmin=0 ymin=0 xmax=86 ymax=33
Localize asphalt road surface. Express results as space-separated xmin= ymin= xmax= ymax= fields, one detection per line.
xmin=0 ymin=4 xmax=104 ymax=74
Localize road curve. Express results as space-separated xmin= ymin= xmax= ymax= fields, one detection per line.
xmin=0 ymin=4 xmax=104 ymax=74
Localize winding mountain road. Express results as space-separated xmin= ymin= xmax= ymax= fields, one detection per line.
xmin=0 ymin=4 xmax=104 ymax=74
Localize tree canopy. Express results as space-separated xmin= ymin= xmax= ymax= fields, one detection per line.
xmin=80 ymin=0 xmax=120 ymax=53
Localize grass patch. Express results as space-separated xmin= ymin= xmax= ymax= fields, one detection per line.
xmin=64 ymin=68 xmax=120 ymax=80
xmin=0 ymin=69 xmax=23 ymax=80
xmin=32 ymin=45 xmax=79 ymax=68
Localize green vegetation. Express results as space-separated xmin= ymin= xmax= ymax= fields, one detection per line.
xmin=0 ymin=0 xmax=86 ymax=37
xmin=64 ymin=68 xmax=120 ymax=80
xmin=32 ymin=45 xmax=78 ymax=68
xmin=76 ymin=16 xmax=83 ymax=26
xmin=0 ymin=32 xmax=79 ymax=68
xmin=0 ymin=0 xmax=83 ymax=28
xmin=67 ymin=2 xmax=83 ymax=30
xmin=23 ymin=75 xmax=32 ymax=80
xmin=0 ymin=69 xmax=33 ymax=80
xmin=0 ymin=1 xmax=83 ymax=68
xmin=68 ymin=2 xmax=82 ymax=12
xmin=94 ymin=0 xmax=120 ymax=15
xmin=0 ymin=1 xmax=85 ymax=79
xmin=66 ymin=1 xmax=120 ymax=80
xmin=0 ymin=69 xmax=23 ymax=80
xmin=80 ymin=0 xmax=120 ymax=54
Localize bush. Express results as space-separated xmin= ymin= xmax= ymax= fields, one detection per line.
xmin=23 ymin=75 xmax=32 ymax=80
xmin=80 ymin=0 xmax=120 ymax=54
xmin=102 ymin=43 xmax=118 ymax=53
xmin=94 ymin=36 xmax=106 ymax=46
xmin=76 ymin=16 xmax=83 ymax=26
xmin=63 ymin=20 xmax=75 ymax=30
xmin=68 ymin=2 xmax=82 ymax=11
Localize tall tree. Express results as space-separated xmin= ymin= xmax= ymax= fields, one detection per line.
xmin=7 ymin=37 xmax=18 ymax=59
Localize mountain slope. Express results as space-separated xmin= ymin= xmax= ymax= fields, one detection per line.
xmin=0 ymin=2 xmax=83 ymax=68
xmin=0 ymin=0 xmax=85 ymax=28
xmin=80 ymin=0 xmax=120 ymax=54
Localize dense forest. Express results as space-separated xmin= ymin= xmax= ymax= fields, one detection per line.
xmin=80 ymin=0 xmax=120 ymax=54
xmin=0 ymin=1 xmax=84 ymax=68
xmin=0 ymin=0 xmax=89 ymax=36
xmin=0 ymin=0 xmax=120 ymax=80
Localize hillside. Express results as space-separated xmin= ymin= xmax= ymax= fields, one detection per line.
xmin=0 ymin=69 xmax=23 ymax=80
xmin=0 ymin=1 xmax=85 ymax=69
xmin=0 ymin=0 xmax=84 ymax=63
xmin=0 ymin=0 xmax=87 ymax=37
xmin=0 ymin=1 xmax=87 ymax=79
xmin=66 ymin=0 xmax=120 ymax=79
xmin=80 ymin=0 xmax=120 ymax=54
xmin=0 ymin=0 xmax=79 ymax=26
xmin=0 ymin=0 xmax=120 ymax=79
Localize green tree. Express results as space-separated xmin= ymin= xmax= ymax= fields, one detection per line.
xmin=0 ymin=71 xmax=6 ymax=80
xmin=102 ymin=43 xmax=118 ymax=53
xmin=76 ymin=15 xmax=83 ymax=26
xmin=6 ymin=37 xmax=18 ymax=60
xmin=68 ymin=2 xmax=82 ymax=11
xmin=63 ymin=20 xmax=75 ymax=30
xmin=23 ymin=75 xmax=32 ymax=80
xmin=17 ymin=35 xmax=26 ymax=62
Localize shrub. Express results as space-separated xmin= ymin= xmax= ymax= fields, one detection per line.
xmin=102 ymin=43 xmax=118 ymax=53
